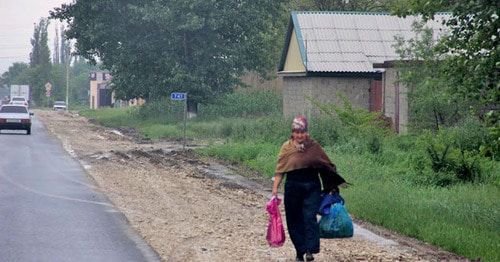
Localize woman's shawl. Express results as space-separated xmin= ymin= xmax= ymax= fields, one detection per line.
xmin=275 ymin=138 xmax=346 ymax=191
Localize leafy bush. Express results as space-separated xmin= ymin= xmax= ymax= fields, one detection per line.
xmin=480 ymin=111 xmax=500 ymax=160
xmin=198 ymin=90 xmax=282 ymax=119
xmin=368 ymin=136 xmax=382 ymax=154
xmin=131 ymin=97 xmax=184 ymax=124
xmin=308 ymin=94 xmax=391 ymax=154
xmin=413 ymin=121 xmax=493 ymax=186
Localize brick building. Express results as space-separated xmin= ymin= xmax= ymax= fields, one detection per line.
xmin=278 ymin=11 xmax=448 ymax=133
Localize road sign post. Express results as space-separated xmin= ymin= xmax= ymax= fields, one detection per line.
xmin=170 ymin=92 xmax=188 ymax=151
xmin=45 ymin=82 xmax=52 ymax=107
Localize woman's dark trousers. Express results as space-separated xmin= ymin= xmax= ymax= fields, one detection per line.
xmin=284 ymin=175 xmax=321 ymax=256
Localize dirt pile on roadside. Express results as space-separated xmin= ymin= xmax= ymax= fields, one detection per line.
xmin=36 ymin=110 xmax=466 ymax=262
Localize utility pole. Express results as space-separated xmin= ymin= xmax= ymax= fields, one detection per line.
xmin=65 ymin=55 xmax=71 ymax=110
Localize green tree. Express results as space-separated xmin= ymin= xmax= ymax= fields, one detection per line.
xmin=289 ymin=0 xmax=391 ymax=11
xmin=393 ymin=1 xmax=499 ymax=158
xmin=394 ymin=22 xmax=466 ymax=130
xmin=392 ymin=0 xmax=499 ymax=119
xmin=71 ymin=57 xmax=98 ymax=106
xmin=29 ymin=18 xmax=52 ymax=104
xmin=0 ymin=62 xmax=29 ymax=87
xmin=51 ymin=0 xmax=286 ymax=115
xmin=29 ymin=18 xmax=51 ymax=68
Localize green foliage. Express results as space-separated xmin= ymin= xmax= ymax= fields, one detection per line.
xmin=70 ymin=59 xmax=99 ymax=106
xmin=80 ymin=107 xmax=135 ymax=127
xmin=308 ymin=116 xmax=340 ymax=146
xmin=51 ymin=0 xmax=287 ymax=109
xmin=343 ymin=177 xmax=500 ymax=262
xmin=289 ymin=0 xmax=392 ymax=11
xmin=28 ymin=18 xmax=52 ymax=104
xmin=130 ymin=97 xmax=185 ymax=124
xmin=309 ymin=94 xmax=388 ymax=131
xmin=410 ymin=119 xmax=495 ymax=187
xmin=394 ymin=21 xmax=467 ymax=130
xmin=480 ymin=111 xmax=500 ymax=160
xmin=308 ymin=94 xmax=391 ymax=154
xmin=30 ymin=18 xmax=51 ymax=68
xmin=0 ymin=63 xmax=29 ymax=87
xmin=367 ymin=136 xmax=382 ymax=154
xmin=200 ymin=116 xmax=290 ymax=143
xmin=198 ymin=90 xmax=282 ymax=119
xmin=392 ymin=0 xmax=499 ymax=125
xmin=198 ymin=142 xmax=278 ymax=178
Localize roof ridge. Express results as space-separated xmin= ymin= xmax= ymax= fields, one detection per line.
xmin=291 ymin=11 xmax=451 ymax=16
xmin=292 ymin=11 xmax=391 ymax=16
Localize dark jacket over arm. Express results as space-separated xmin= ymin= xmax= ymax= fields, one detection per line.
xmin=318 ymin=164 xmax=346 ymax=193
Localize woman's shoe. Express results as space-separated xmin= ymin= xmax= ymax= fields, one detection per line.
xmin=295 ymin=253 xmax=305 ymax=261
xmin=305 ymin=252 xmax=314 ymax=261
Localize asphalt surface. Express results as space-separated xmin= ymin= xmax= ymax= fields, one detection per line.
xmin=0 ymin=116 xmax=160 ymax=262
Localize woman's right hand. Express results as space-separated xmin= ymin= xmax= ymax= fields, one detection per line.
xmin=272 ymin=173 xmax=283 ymax=197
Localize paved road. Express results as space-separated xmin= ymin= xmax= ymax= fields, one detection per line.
xmin=0 ymin=116 xmax=160 ymax=261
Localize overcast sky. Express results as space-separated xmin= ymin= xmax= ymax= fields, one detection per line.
xmin=0 ymin=0 xmax=70 ymax=74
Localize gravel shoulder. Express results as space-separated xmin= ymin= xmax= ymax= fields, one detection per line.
xmin=36 ymin=110 xmax=467 ymax=262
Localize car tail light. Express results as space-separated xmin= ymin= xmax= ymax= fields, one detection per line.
xmin=21 ymin=119 xmax=30 ymax=124
xmin=0 ymin=118 xmax=5 ymax=123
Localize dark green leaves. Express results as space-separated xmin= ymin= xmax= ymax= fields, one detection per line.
xmin=51 ymin=0 xmax=287 ymax=106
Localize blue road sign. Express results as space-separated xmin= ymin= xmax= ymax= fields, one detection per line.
xmin=170 ymin=92 xmax=187 ymax=100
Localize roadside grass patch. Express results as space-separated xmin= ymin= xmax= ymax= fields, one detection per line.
xmin=80 ymin=107 xmax=137 ymax=128
xmin=198 ymin=141 xmax=279 ymax=178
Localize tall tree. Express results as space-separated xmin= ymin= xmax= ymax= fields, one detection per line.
xmin=60 ymin=24 xmax=71 ymax=64
xmin=53 ymin=25 xmax=60 ymax=64
xmin=51 ymin=0 xmax=286 ymax=115
xmin=29 ymin=18 xmax=52 ymax=104
xmin=30 ymin=18 xmax=51 ymax=67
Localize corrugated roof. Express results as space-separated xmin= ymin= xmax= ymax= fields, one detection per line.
xmin=280 ymin=11 xmax=450 ymax=73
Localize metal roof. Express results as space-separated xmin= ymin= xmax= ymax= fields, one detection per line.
xmin=279 ymin=11 xmax=450 ymax=73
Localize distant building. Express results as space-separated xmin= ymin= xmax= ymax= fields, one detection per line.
xmin=278 ymin=11 xmax=449 ymax=133
xmin=89 ymin=71 xmax=113 ymax=109
xmin=89 ymin=71 xmax=145 ymax=109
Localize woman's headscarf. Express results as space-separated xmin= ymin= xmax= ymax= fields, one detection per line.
xmin=292 ymin=115 xmax=308 ymax=132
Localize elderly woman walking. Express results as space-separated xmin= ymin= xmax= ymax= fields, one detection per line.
xmin=272 ymin=115 xmax=346 ymax=261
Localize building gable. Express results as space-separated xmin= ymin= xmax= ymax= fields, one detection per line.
xmin=278 ymin=11 xmax=449 ymax=74
xmin=283 ymin=29 xmax=306 ymax=73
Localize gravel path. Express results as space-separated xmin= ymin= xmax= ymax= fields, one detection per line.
xmin=36 ymin=110 xmax=467 ymax=262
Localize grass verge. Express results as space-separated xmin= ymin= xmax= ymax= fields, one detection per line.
xmin=79 ymin=106 xmax=499 ymax=261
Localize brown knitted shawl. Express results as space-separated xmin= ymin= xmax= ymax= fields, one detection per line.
xmin=275 ymin=138 xmax=336 ymax=173
xmin=275 ymin=138 xmax=346 ymax=190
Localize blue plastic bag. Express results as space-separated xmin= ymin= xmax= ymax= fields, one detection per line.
xmin=319 ymin=202 xmax=353 ymax=238
xmin=318 ymin=192 xmax=344 ymax=216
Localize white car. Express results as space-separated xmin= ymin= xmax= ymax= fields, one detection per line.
xmin=53 ymin=101 xmax=67 ymax=111
xmin=10 ymin=96 xmax=29 ymax=107
xmin=0 ymin=105 xmax=33 ymax=135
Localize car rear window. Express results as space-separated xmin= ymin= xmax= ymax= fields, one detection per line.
xmin=0 ymin=106 xmax=28 ymax=113
xmin=55 ymin=101 xmax=66 ymax=105
xmin=12 ymin=97 xmax=25 ymax=101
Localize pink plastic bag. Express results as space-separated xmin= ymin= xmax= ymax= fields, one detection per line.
xmin=266 ymin=196 xmax=285 ymax=247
